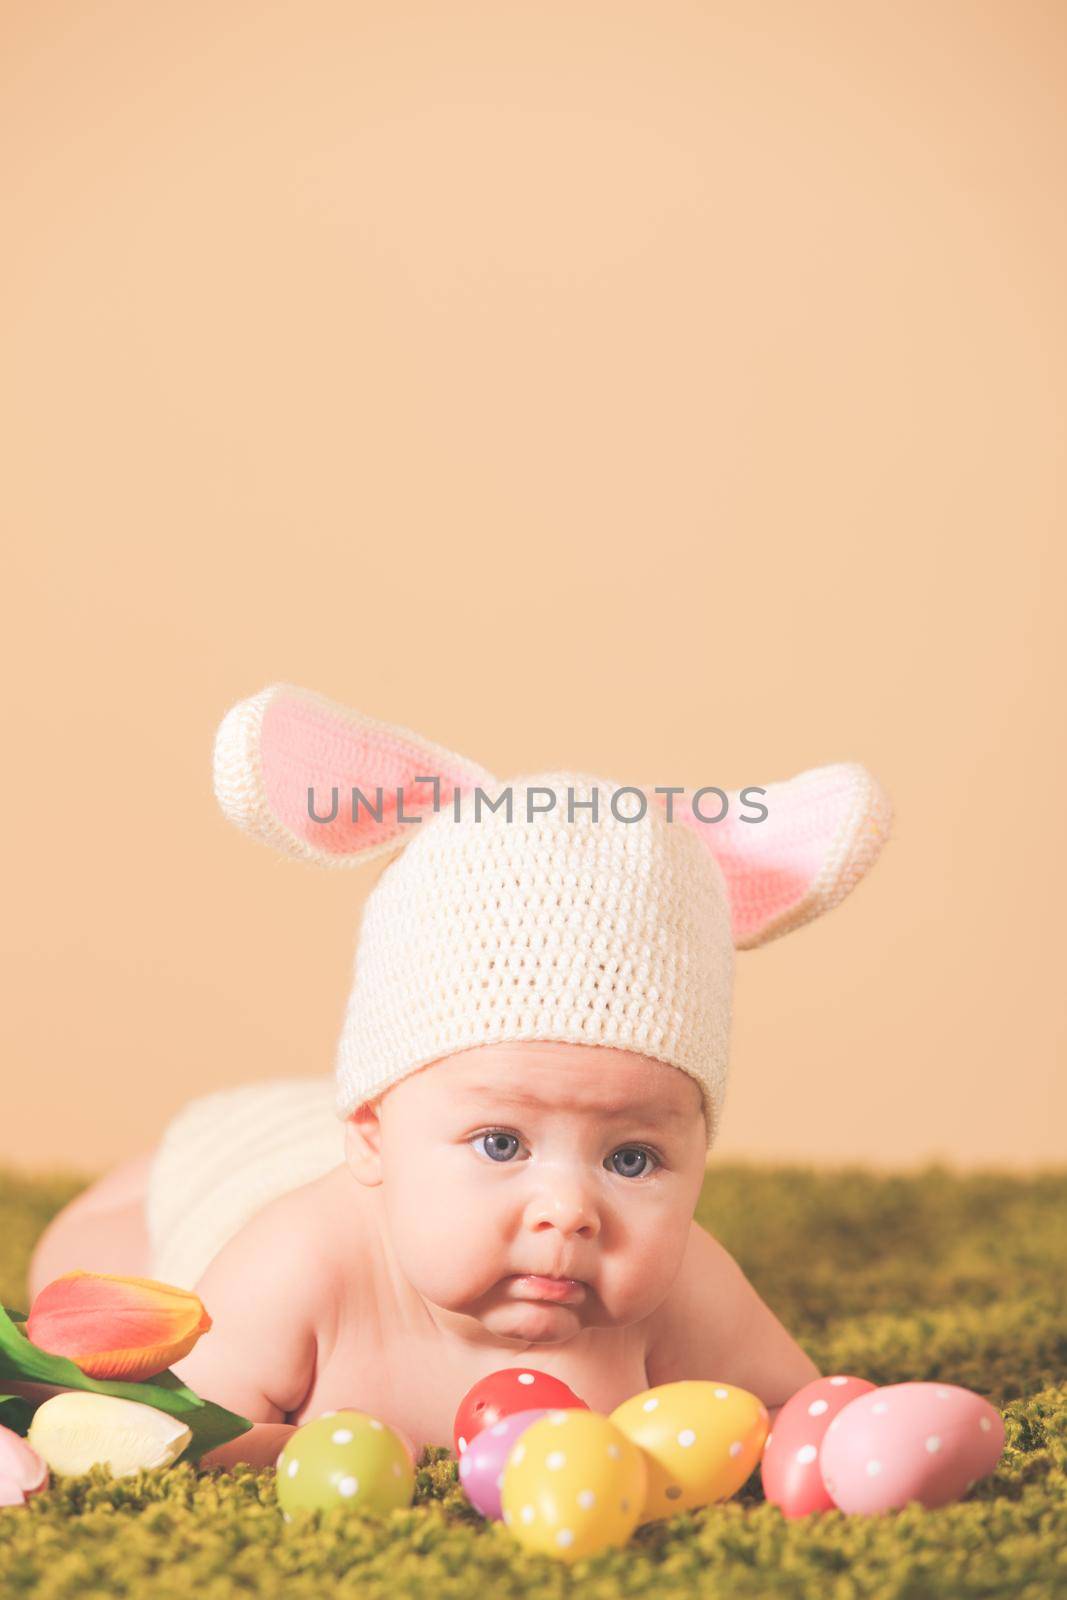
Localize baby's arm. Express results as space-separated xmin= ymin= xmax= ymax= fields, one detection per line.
xmin=645 ymin=1221 xmax=820 ymax=1430
xmin=168 ymin=1193 xmax=329 ymax=1470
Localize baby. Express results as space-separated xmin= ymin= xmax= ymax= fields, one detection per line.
xmin=31 ymin=1039 xmax=821 ymax=1468
xmin=28 ymin=684 xmax=892 ymax=1469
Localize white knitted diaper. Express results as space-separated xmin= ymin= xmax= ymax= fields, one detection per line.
xmin=144 ymin=1078 xmax=343 ymax=1290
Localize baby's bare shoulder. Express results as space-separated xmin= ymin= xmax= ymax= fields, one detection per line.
xmin=170 ymin=1167 xmax=357 ymax=1420
xmin=640 ymin=1223 xmax=748 ymax=1366
xmin=643 ymin=1221 xmax=820 ymax=1405
xmin=240 ymin=1164 xmax=363 ymax=1267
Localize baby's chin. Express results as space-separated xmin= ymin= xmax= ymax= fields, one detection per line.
xmin=477 ymin=1299 xmax=585 ymax=1344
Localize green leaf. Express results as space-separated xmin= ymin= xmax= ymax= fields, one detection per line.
xmin=0 ymin=1393 xmax=35 ymax=1433
xmin=0 ymin=1303 xmax=251 ymax=1462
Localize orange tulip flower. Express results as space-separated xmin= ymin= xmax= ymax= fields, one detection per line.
xmin=25 ymin=1271 xmax=212 ymax=1381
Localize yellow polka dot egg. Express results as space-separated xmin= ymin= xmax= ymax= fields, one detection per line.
xmin=610 ymin=1381 xmax=769 ymax=1521
xmin=275 ymin=1410 xmax=415 ymax=1521
xmin=500 ymin=1409 xmax=647 ymax=1563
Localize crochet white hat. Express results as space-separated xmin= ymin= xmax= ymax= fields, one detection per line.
xmin=212 ymin=684 xmax=893 ymax=1148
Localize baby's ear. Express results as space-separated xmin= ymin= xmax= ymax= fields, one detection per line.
xmin=654 ymin=763 xmax=893 ymax=950
xmin=212 ymin=684 xmax=496 ymax=867
xmin=344 ymin=1103 xmax=384 ymax=1186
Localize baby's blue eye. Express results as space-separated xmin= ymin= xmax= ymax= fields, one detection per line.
xmin=473 ymin=1132 xmax=659 ymax=1184
xmin=607 ymin=1145 xmax=652 ymax=1184
xmin=479 ymin=1126 xmax=521 ymax=1164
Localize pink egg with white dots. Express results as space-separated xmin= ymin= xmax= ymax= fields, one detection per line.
xmin=458 ymin=1409 xmax=551 ymax=1521
xmin=819 ymin=1382 xmax=1005 ymax=1513
xmin=761 ymin=1374 xmax=877 ymax=1518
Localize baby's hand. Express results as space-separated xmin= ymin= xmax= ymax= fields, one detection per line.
xmin=169 ymin=1192 xmax=330 ymax=1470
xmin=198 ymin=1421 xmax=298 ymax=1471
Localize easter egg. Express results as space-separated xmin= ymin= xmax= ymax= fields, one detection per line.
xmin=610 ymin=1381 xmax=768 ymax=1522
xmin=276 ymin=1410 xmax=415 ymax=1521
xmin=458 ymin=1408 xmax=549 ymax=1520
xmin=819 ymin=1382 xmax=1005 ymax=1513
xmin=453 ymin=1368 xmax=587 ymax=1456
xmin=761 ymin=1374 xmax=877 ymax=1518
xmin=319 ymin=1408 xmax=419 ymax=1468
xmin=500 ymin=1409 xmax=647 ymax=1563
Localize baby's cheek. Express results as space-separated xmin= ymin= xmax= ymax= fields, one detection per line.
xmin=385 ymin=1172 xmax=503 ymax=1302
xmin=601 ymin=1209 xmax=688 ymax=1317
xmin=643 ymin=1228 xmax=687 ymax=1294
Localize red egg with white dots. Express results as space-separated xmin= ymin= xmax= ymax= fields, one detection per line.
xmin=819 ymin=1381 xmax=1005 ymax=1513
xmin=761 ymin=1374 xmax=877 ymax=1518
xmin=453 ymin=1369 xmax=588 ymax=1457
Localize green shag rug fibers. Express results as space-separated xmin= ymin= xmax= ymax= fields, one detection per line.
xmin=1 ymin=1163 xmax=1064 ymax=1599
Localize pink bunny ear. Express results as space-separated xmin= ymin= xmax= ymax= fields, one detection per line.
xmin=212 ymin=684 xmax=497 ymax=867
xmin=655 ymin=763 xmax=893 ymax=949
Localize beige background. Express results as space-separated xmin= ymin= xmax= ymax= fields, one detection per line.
xmin=2 ymin=2 xmax=1064 ymax=1173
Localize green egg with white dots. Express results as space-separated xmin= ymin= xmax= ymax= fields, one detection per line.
xmin=275 ymin=1410 xmax=415 ymax=1519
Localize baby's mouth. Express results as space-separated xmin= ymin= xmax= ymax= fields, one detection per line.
xmin=506 ymin=1275 xmax=587 ymax=1305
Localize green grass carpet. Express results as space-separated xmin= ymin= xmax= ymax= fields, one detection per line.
xmin=1 ymin=1163 xmax=1064 ymax=1598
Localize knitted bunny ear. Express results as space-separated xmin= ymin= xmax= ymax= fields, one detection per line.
xmin=212 ymin=683 xmax=497 ymax=867
xmin=656 ymin=763 xmax=893 ymax=950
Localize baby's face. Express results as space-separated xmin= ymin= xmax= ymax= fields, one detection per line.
xmin=346 ymin=1042 xmax=708 ymax=1346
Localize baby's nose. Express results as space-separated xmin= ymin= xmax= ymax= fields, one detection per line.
xmin=523 ymin=1179 xmax=600 ymax=1240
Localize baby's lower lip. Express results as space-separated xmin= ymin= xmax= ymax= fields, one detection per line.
xmin=509 ymin=1275 xmax=586 ymax=1304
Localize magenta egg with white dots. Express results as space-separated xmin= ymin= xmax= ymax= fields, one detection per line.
xmin=819 ymin=1381 xmax=1005 ymax=1513
xmin=458 ymin=1408 xmax=550 ymax=1520
xmin=761 ymin=1374 xmax=876 ymax=1518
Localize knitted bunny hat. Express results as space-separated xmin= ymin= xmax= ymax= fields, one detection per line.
xmin=212 ymin=684 xmax=893 ymax=1149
